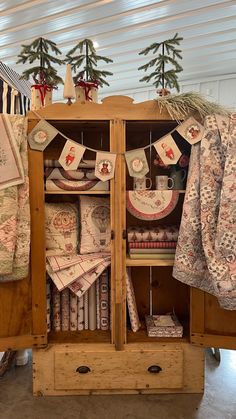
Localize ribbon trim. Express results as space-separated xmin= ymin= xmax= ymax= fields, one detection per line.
xmin=32 ymin=84 xmax=52 ymax=106
xmin=75 ymin=80 xmax=98 ymax=101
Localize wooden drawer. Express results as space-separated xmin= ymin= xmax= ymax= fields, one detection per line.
xmin=55 ymin=348 xmax=183 ymax=390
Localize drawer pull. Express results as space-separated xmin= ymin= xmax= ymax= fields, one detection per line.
xmin=76 ymin=366 xmax=91 ymax=374
xmin=148 ymin=365 xmax=162 ymax=374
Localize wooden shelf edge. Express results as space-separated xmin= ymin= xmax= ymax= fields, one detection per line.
xmin=126 ymin=257 xmax=174 ymax=266
xmin=48 ymin=330 xmax=111 ymax=344
xmin=45 ymin=191 xmax=110 ymax=195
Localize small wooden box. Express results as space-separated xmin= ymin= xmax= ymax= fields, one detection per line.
xmin=145 ymin=314 xmax=183 ymax=338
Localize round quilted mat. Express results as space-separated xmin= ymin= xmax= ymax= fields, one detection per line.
xmin=126 ymin=190 xmax=179 ymax=220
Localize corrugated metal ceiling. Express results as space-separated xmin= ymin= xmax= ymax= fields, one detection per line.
xmin=0 ymin=0 xmax=235 ymax=99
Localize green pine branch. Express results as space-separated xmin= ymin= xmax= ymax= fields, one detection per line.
xmin=66 ymin=38 xmax=113 ymax=87
xmin=17 ymin=37 xmax=64 ymax=87
xmin=138 ymin=33 xmax=183 ymax=92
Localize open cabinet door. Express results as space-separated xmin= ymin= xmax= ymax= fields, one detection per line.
xmin=191 ymin=288 xmax=236 ymax=350
xmin=0 ymin=148 xmax=47 ymax=351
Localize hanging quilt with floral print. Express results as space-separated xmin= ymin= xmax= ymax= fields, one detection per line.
xmin=173 ymin=113 xmax=236 ymax=310
xmin=0 ymin=114 xmax=30 ymax=281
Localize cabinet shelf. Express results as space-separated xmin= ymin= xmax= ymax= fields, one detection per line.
xmin=45 ymin=191 xmax=110 ymax=195
xmin=48 ymin=330 xmax=111 ymax=344
xmin=126 ymin=256 xmax=174 ymax=267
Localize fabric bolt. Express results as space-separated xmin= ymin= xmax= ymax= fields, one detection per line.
xmin=69 ymin=291 xmax=78 ymax=331
xmin=126 ymin=268 xmax=140 ymax=332
xmin=44 ymin=159 xmax=96 ymax=168
xmin=84 ymin=291 xmax=89 ymax=330
xmin=47 ymin=254 xmax=111 ymax=291
xmin=88 ymin=282 xmax=97 ymax=331
xmin=45 ymin=203 xmax=79 ymax=256
xmin=127 ymin=226 xmax=179 ymax=243
xmin=52 ymin=284 xmax=61 ymax=331
xmin=96 ymin=278 xmax=101 ymax=329
xmin=173 ymin=114 xmax=236 ymax=310
xmin=0 ymin=115 xmax=30 ymax=281
xmin=68 ymin=258 xmax=111 ymax=298
xmin=45 ymin=179 xmax=109 ymax=192
xmin=61 ymin=288 xmax=70 ymax=331
xmin=129 ymin=241 xmax=177 ymax=249
xmin=45 ymin=167 xmax=97 ymax=181
xmin=79 ymin=196 xmax=111 ymax=254
xmin=77 ymin=295 xmax=84 ymax=331
xmin=46 ymin=278 xmax=51 ymax=333
xmin=100 ymin=270 xmax=109 ymax=331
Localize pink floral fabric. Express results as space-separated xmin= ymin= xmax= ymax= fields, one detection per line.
xmin=0 ymin=115 xmax=30 ymax=281
xmin=173 ymin=114 xmax=236 ymax=310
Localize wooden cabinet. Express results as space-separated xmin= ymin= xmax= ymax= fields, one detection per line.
xmin=0 ymin=96 xmax=236 ymax=395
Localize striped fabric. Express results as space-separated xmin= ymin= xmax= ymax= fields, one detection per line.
xmin=0 ymin=62 xmax=31 ymax=115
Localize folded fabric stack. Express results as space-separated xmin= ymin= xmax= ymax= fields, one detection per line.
xmin=44 ymin=159 xmax=109 ymax=191
xmin=127 ymin=226 xmax=179 ymax=259
xmin=47 ymin=269 xmax=110 ymax=332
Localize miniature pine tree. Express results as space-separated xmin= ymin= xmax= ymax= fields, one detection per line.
xmin=66 ymin=39 xmax=113 ymax=87
xmin=17 ymin=37 xmax=64 ymax=87
xmin=138 ymin=33 xmax=183 ymax=93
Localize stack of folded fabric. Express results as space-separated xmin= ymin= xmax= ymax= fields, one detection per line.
xmin=44 ymin=159 xmax=109 ymax=191
xmin=127 ymin=226 xmax=179 ymax=259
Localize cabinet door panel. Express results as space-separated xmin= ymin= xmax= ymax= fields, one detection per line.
xmin=191 ymin=288 xmax=236 ymax=349
xmin=0 ymin=277 xmax=46 ymax=351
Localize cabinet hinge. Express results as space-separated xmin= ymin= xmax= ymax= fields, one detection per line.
xmin=111 ymin=230 xmax=115 ymax=240
xmin=122 ymin=229 xmax=127 ymax=240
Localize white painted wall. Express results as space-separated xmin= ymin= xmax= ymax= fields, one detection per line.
xmin=99 ymin=74 xmax=236 ymax=109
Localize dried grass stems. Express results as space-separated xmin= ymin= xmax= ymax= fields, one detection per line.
xmin=155 ymin=92 xmax=231 ymax=122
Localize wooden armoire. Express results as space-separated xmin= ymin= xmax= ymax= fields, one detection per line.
xmin=0 ymin=96 xmax=235 ymax=395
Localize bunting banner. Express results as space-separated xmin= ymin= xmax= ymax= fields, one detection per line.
xmin=25 ymin=114 xmax=211 ymax=185
xmin=176 ymin=116 xmax=204 ymax=145
xmin=154 ymin=134 xmax=181 ymax=165
xmin=58 ymin=139 xmax=86 ymax=171
xmin=125 ymin=148 xmax=149 ymax=178
xmin=95 ymin=151 xmax=117 ymax=182
xmin=28 ymin=119 xmax=58 ymax=151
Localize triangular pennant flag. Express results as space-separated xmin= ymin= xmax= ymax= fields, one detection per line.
xmin=59 ymin=140 xmax=85 ymax=170
xmin=95 ymin=151 xmax=116 ymax=181
xmin=176 ymin=116 xmax=204 ymax=144
xmin=154 ymin=134 xmax=181 ymax=165
xmin=28 ymin=120 xmax=58 ymax=151
xmin=125 ymin=148 xmax=149 ymax=178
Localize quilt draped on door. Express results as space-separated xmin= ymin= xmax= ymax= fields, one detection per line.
xmin=0 ymin=114 xmax=30 ymax=281
xmin=173 ymin=113 xmax=236 ymax=310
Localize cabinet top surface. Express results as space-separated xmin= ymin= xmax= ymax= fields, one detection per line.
xmin=27 ymin=95 xmax=174 ymax=121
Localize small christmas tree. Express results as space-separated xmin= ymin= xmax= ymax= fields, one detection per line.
xmin=138 ymin=33 xmax=183 ymax=94
xmin=17 ymin=37 xmax=64 ymax=87
xmin=66 ymin=39 xmax=113 ymax=87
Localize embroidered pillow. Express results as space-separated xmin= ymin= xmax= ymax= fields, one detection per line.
xmin=79 ymin=196 xmax=110 ymax=254
xmin=45 ymin=203 xmax=78 ymax=256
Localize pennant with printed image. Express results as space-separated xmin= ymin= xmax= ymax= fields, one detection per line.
xmin=154 ymin=134 xmax=181 ymax=165
xmin=176 ymin=116 xmax=204 ymax=145
xmin=95 ymin=151 xmax=117 ymax=181
xmin=59 ymin=140 xmax=85 ymax=171
xmin=125 ymin=148 xmax=149 ymax=178
xmin=28 ymin=120 xmax=58 ymax=151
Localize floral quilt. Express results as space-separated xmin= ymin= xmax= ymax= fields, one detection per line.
xmin=173 ymin=114 xmax=236 ymax=310
xmin=0 ymin=115 xmax=30 ymax=281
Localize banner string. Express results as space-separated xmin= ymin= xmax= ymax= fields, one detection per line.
xmin=31 ymin=110 xmax=185 ymax=156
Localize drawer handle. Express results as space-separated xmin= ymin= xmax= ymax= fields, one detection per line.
xmin=76 ymin=366 xmax=91 ymax=374
xmin=148 ymin=365 xmax=162 ymax=374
